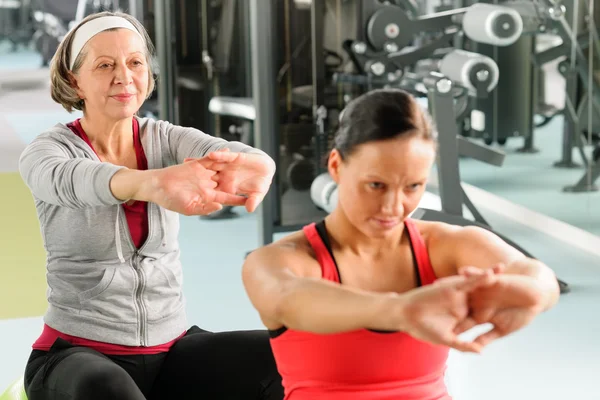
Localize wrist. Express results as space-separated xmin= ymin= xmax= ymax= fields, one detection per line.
xmin=133 ymin=169 xmax=160 ymax=202
xmin=111 ymin=168 xmax=159 ymax=202
xmin=368 ymin=292 xmax=408 ymax=332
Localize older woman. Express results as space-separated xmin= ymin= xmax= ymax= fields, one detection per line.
xmin=19 ymin=11 xmax=281 ymax=400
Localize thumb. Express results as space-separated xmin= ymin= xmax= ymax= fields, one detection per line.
xmin=245 ymin=193 xmax=265 ymax=213
xmin=208 ymin=150 xmax=239 ymax=163
xmin=473 ymin=326 xmax=505 ymax=348
xmin=458 ymin=266 xmax=487 ymax=277
xmin=439 ymin=273 xmax=495 ymax=293
xmin=443 ymin=333 xmax=483 ymax=354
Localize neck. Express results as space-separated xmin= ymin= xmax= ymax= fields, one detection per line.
xmin=324 ymin=208 xmax=406 ymax=258
xmin=79 ymin=111 xmax=134 ymax=156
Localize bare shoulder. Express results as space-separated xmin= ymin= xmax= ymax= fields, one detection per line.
xmin=411 ymin=219 xmax=504 ymax=276
xmin=412 ymin=219 xmax=501 ymax=246
xmin=411 ymin=219 xmax=523 ymax=274
xmin=245 ymin=230 xmax=322 ymax=279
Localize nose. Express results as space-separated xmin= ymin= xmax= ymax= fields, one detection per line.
xmin=381 ymin=189 xmax=404 ymax=217
xmin=113 ymin=62 xmax=133 ymax=85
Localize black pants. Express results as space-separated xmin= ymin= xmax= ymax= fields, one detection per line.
xmin=24 ymin=326 xmax=283 ymax=400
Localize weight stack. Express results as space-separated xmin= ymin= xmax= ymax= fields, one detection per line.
xmin=461 ymin=1 xmax=535 ymax=145
xmin=464 ymin=35 xmax=536 ymax=145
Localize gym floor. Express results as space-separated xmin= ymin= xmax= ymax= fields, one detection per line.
xmin=1 ymin=44 xmax=599 ymax=399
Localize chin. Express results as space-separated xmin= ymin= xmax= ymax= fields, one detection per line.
xmin=363 ymin=218 xmax=404 ymax=237
xmin=108 ymin=105 xmax=139 ymax=120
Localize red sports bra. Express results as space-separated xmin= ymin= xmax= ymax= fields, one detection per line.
xmin=269 ymin=219 xmax=451 ymax=400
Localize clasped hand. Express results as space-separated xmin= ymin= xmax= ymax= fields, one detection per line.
xmin=401 ymin=266 xmax=546 ymax=354
xmin=150 ymin=149 xmax=275 ymax=216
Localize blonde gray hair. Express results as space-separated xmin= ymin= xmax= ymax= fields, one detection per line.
xmin=49 ymin=11 xmax=156 ymax=113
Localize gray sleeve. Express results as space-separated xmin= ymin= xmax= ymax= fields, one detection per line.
xmin=18 ymin=138 xmax=126 ymax=208
xmin=164 ymin=122 xmax=269 ymax=164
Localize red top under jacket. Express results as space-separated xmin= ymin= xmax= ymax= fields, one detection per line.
xmin=32 ymin=118 xmax=185 ymax=355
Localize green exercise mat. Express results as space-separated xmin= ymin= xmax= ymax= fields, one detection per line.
xmin=0 ymin=173 xmax=47 ymax=320
xmin=0 ymin=377 xmax=27 ymax=400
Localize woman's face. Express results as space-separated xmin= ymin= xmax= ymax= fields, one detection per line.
xmin=73 ymin=28 xmax=149 ymax=121
xmin=329 ymin=135 xmax=436 ymax=238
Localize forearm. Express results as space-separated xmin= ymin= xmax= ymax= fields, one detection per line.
xmin=166 ymin=123 xmax=268 ymax=163
xmin=505 ymin=258 xmax=560 ymax=310
xmin=109 ymin=168 xmax=158 ymax=202
xmin=274 ymin=278 xmax=399 ymax=334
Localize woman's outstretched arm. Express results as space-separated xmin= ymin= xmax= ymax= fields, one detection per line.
xmin=242 ymin=237 xmax=497 ymax=353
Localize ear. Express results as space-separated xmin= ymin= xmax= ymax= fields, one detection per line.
xmin=327 ymin=149 xmax=343 ymax=183
xmin=68 ymin=72 xmax=84 ymax=99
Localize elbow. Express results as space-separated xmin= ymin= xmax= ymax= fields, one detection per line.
xmin=521 ymin=258 xmax=561 ymax=309
xmin=544 ymin=263 xmax=561 ymax=307
xmin=242 ymin=254 xmax=287 ymax=323
xmin=272 ymin=281 xmax=294 ymax=325
xmin=271 ymin=278 xmax=310 ymax=330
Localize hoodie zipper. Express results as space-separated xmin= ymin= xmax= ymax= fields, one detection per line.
xmin=133 ymin=250 xmax=148 ymax=346
xmin=118 ymin=203 xmax=151 ymax=346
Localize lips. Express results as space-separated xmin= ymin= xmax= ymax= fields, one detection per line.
xmin=372 ymin=218 xmax=400 ymax=228
xmin=112 ymin=94 xmax=134 ymax=102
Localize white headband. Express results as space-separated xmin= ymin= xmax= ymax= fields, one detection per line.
xmin=69 ymin=16 xmax=144 ymax=70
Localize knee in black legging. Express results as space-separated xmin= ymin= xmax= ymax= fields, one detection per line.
xmin=72 ymin=367 xmax=143 ymax=400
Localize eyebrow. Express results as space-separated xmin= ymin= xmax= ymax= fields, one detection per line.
xmin=364 ymin=174 xmax=428 ymax=182
xmin=93 ymin=51 xmax=144 ymax=61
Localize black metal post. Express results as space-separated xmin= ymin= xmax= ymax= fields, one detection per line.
xmin=427 ymin=78 xmax=464 ymax=217
xmin=249 ymin=0 xmax=280 ymax=246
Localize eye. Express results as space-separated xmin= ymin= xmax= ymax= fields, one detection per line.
xmin=132 ymin=60 xmax=144 ymax=66
xmin=406 ymin=183 xmax=423 ymax=192
xmin=368 ymin=182 xmax=385 ymax=190
xmin=98 ymin=63 xmax=112 ymax=69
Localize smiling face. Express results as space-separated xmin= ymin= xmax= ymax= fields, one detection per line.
xmin=329 ymin=134 xmax=436 ymax=238
xmin=71 ymin=28 xmax=149 ymax=121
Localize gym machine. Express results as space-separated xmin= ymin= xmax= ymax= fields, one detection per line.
xmin=309 ymin=1 xmax=569 ymax=293
xmin=0 ymin=0 xmax=34 ymax=51
xmin=343 ymin=1 xmax=584 ymax=147
xmin=153 ymin=0 xmax=255 ymax=218
xmin=544 ymin=0 xmax=600 ymax=193
xmin=242 ymin=1 xmax=530 ymax=239
xmin=29 ymin=0 xmax=122 ymax=66
xmin=212 ymin=0 xmax=340 ymax=232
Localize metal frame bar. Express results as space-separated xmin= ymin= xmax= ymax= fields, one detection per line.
xmin=427 ymin=81 xmax=464 ymax=217
xmin=426 ymin=78 xmax=504 ymax=226
xmin=311 ymin=0 xmax=327 ymax=175
xmin=154 ymin=0 xmax=177 ymax=123
xmin=249 ymin=0 xmax=280 ymax=246
xmin=127 ymin=0 xmax=144 ymax=19
xmin=240 ymin=0 xmax=253 ymax=97
xmin=457 ymin=136 xmax=505 ymax=167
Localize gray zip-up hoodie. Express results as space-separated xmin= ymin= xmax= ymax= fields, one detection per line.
xmin=18 ymin=117 xmax=265 ymax=347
